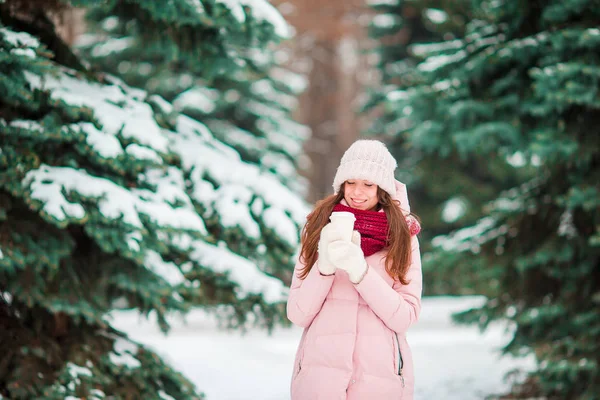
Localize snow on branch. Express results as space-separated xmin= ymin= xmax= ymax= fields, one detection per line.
xmin=190 ymin=241 xmax=288 ymax=303
xmin=22 ymin=165 xmax=207 ymax=236
xmin=215 ymin=0 xmax=291 ymax=38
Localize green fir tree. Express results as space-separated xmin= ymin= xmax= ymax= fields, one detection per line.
xmin=369 ymin=0 xmax=600 ymax=397
xmin=77 ymin=3 xmax=310 ymax=194
xmin=365 ymin=0 xmax=533 ymax=294
xmin=0 ymin=0 xmax=308 ymax=398
xmin=75 ymin=2 xmax=310 ymax=282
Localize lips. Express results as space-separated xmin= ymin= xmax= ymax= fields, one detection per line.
xmin=351 ymin=199 xmax=367 ymax=207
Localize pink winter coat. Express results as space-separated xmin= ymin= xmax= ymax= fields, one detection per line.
xmin=287 ymin=181 xmax=422 ymax=400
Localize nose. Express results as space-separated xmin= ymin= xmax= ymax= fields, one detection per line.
xmin=352 ymin=185 xmax=364 ymax=196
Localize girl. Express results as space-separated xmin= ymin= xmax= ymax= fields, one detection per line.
xmin=287 ymin=140 xmax=422 ymax=400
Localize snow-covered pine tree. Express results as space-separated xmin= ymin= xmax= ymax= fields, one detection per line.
xmin=364 ymin=0 xmax=528 ymax=294
xmin=75 ymin=0 xmax=310 ymax=282
xmin=369 ymin=0 xmax=600 ymax=397
xmin=0 ymin=0 xmax=308 ymax=397
xmin=77 ymin=3 xmax=310 ymax=194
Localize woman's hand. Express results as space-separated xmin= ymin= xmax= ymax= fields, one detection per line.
xmin=317 ymin=223 xmax=342 ymax=276
xmin=327 ymin=231 xmax=368 ymax=284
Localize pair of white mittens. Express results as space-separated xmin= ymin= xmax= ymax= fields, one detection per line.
xmin=317 ymin=223 xmax=368 ymax=284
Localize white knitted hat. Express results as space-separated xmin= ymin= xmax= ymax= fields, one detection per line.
xmin=332 ymin=140 xmax=397 ymax=197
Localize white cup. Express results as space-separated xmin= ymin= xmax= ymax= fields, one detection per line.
xmin=329 ymin=211 xmax=356 ymax=242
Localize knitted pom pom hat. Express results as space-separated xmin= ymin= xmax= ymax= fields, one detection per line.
xmin=332 ymin=140 xmax=397 ymax=197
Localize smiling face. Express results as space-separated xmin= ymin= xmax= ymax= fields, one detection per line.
xmin=343 ymin=180 xmax=379 ymax=211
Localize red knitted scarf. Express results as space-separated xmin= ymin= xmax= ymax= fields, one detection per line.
xmin=332 ymin=203 xmax=388 ymax=256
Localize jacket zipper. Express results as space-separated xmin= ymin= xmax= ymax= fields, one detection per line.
xmin=394 ymin=332 xmax=405 ymax=388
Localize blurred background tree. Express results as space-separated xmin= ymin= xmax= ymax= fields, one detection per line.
xmin=0 ymin=0 xmax=309 ymax=397
xmin=366 ymin=0 xmax=600 ymax=398
xmin=364 ymin=0 xmax=531 ymax=295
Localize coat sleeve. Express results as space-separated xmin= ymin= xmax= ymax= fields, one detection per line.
xmin=286 ymin=258 xmax=335 ymax=328
xmin=354 ymin=234 xmax=422 ymax=334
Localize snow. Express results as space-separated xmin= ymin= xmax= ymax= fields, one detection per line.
xmin=173 ymin=87 xmax=219 ymax=114
xmin=168 ymin=115 xmax=310 ymax=241
xmin=262 ymin=206 xmax=299 ymax=246
xmin=215 ymin=0 xmax=246 ymax=23
xmin=189 ymin=241 xmax=288 ymax=303
xmin=410 ymin=40 xmax=464 ymax=57
xmin=251 ymin=197 xmax=264 ymax=215
xmin=12 ymin=48 xmax=36 ymax=58
xmin=9 ymin=119 xmax=44 ymax=133
xmin=148 ymin=94 xmax=174 ymax=115
xmin=74 ymin=33 xmax=104 ymax=48
xmin=247 ymin=98 xmax=286 ymax=120
xmin=90 ymin=389 xmax=105 ymax=399
xmin=493 ymin=197 xmax=522 ymax=212
xmin=67 ymin=363 xmax=93 ymax=378
xmin=90 ymin=37 xmax=135 ymax=57
xmin=506 ymin=151 xmax=526 ymax=167
xmin=23 ymin=165 xmax=207 ymax=235
xmin=136 ymin=62 xmax=154 ymax=76
xmin=214 ymin=0 xmax=290 ymax=38
xmin=1 ymin=292 xmax=11 ymax=304
xmin=139 ymin=62 xmax=153 ymax=76
xmin=432 ymin=79 xmax=453 ymax=91
xmin=111 ymin=296 xmax=535 ymax=400
xmin=367 ymin=0 xmax=398 ymax=5
xmin=109 ymin=337 xmax=141 ymax=368
xmin=433 ymin=217 xmax=509 ymax=253
xmin=558 ymin=209 xmax=576 ymax=238
xmin=11 ymin=35 xmax=310 ymax=309
xmin=276 ymin=117 xmax=312 ymax=142
xmin=125 ymin=143 xmax=163 ymax=163
xmin=175 ymin=113 xmax=213 ymax=140
xmin=77 ymin=123 xmax=124 ymax=158
xmin=270 ymin=67 xmax=308 ymax=93
xmin=251 ymin=79 xmax=298 ymax=109
xmin=425 ymin=8 xmax=448 ymax=24
xmin=209 ymin=120 xmax=267 ymax=150
xmin=442 ymin=197 xmax=467 ymax=223
xmin=63 ymin=363 xmax=93 ymax=398
xmin=261 ymin=152 xmax=297 ymax=180
xmin=264 ymin=130 xmax=301 ymax=160
xmin=26 ymin=71 xmax=169 ymax=153
xmin=387 ymin=89 xmax=409 ymax=102
xmin=372 ymin=14 xmax=397 ymax=29
xmin=0 ymin=27 xmax=40 ymax=48
xmin=102 ymin=16 xmax=119 ymax=31
xmin=67 ymin=363 xmax=92 ymax=392
xmin=185 ymin=0 xmax=206 ymax=15
xmin=212 ymin=185 xmax=261 ymax=239
xmin=418 ymin=51 xmax=467 ymax=72
xmin=145 ymin=250 xmax=186 ymax=286
xmin=115 ymin=336 xmax=139 ymax=354
xmin=159 ymin=391 xmax=176 ymax=400
xmin=143 ymin=167 xmax=196 ymax=207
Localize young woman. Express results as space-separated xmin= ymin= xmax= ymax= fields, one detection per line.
xmin=287 ymin=140 xmax=422 ymax=400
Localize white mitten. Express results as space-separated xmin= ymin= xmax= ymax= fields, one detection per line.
xmin=317 ymin=223 xmax=343 ymax=275
xmin=327 ymin=231 xmax=368 ymax=284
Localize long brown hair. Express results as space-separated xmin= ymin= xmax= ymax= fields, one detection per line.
xmin=298 ymin=184 xmax=418 ymax=285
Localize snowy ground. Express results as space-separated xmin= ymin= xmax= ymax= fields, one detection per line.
xmin=110 ymin=296 xmax=535 ymax=400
